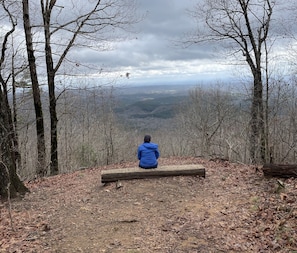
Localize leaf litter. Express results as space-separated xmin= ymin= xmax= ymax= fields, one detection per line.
xmin=1 ymin=157 xmax=297 ymax=252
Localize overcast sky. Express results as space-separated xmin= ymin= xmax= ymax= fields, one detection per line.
xmin=66 ymin=0 xmax=294 ymax=88
xmin=66 ymin=0 xmax=237 ymax=87
xmin=119 ymin=0 xmax=229 ymax=86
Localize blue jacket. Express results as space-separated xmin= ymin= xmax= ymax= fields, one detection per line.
xmin=137 ymin=142 xmax=160 ymax=169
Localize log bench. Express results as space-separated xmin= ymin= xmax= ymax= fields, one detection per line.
xmin=262 ymin=164 xmax=297 ymax=178
xmin=101 ymin=164 xmax=205 ymax=183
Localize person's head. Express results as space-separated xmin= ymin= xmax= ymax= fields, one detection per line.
xmin=144 ymin=135 xmax=151 ymax=143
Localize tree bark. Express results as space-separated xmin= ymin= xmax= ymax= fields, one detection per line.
xmin=42 ymin=2 xmax=59 ymax=175
xmin=262 ymin=164 xmax=297 ymax=178
xmin=11 ymin=56 xmax=22 ymax=171
xmin=0 ymin=162 xmax=29 ymax=199
xmin=22 ymin=0 xmax=47 ymax=176
xmin=250 ymin=70 xmax=266 ymax=164
xmin=0 ymin=1 xmax=29 ymax=198
xmin=0 ymin=87 xmax=29 ymax=199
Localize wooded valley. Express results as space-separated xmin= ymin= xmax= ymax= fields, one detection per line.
xmin=16 ymin=81 xmax=297 ymax=180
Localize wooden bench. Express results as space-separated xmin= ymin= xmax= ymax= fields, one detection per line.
xmin=263 ymin=164 xmax=297 ymax=178
xmin=101 ymin=164 xmax=205 ymax=183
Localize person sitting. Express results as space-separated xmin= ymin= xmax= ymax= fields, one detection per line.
xmin=137 ymin=135 xmax=160 ymax=169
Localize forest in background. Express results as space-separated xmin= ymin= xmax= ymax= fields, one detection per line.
xmin=15 ymin=79 xmax=297 ymax=180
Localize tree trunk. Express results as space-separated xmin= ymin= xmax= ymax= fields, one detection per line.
xmin=249 ymin=66 xmax=266 ymax=164
xmin=263 ymin=164 xmax=297 ymax=178
xmin=22 ymin=0 xmax=47 ymax=176
xmin=0 ymin=162 xmax=10 ymax=198
xmin=0 ymin=158 xmax=29 ymax=199
xmin=0 ymin=87 xmax=29 ymax=199
xmin=0 ymin=0 xmax=29 ymax=198
xmin=0 ymin=162 xmax=29 ymax=199
xmin=42 ymin=7 xmax=59 ymax=175
xmin=11 ymin=59 xmax=22 ymax=171
xmin=49 ymin=78 xmax=59 ymax=175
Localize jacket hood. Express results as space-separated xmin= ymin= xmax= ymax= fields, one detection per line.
xmin=142 ymin=142 xmax=158 ymax=150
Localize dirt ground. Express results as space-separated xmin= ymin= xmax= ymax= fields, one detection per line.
xmin=1 ymin=157 xmax=297 ymax=252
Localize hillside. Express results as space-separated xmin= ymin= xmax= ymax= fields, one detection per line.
xmin=114 ymin=84 xmax=191 ymax=130
xmin=116 ymin=95 xmax=183 ymax=119
xmin=14 ymin=84 xmax=192 ymax=132
xmin=1 ymin=158 xmax=296 ymax=252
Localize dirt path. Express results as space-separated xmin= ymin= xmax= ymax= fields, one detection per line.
xmin=1 ymin=158 xmax=297 ymax=252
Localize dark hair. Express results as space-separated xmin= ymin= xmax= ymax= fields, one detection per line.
xmin=144 ymin=135 xmax=151 ymax=143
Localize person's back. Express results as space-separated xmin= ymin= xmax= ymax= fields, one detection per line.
xmin=138 ymin=135 xmax=159 ymax=169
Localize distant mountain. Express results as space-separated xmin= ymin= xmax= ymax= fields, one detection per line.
xmin=113 ymin=84 xmax=193 ymax=130
xmin=13 ymin=83 xmax=195 ymax=131
xmin=115 ymin=94 xmax=186 ymax=119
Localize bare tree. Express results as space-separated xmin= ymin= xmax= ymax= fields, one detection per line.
xmin=97 ymin=87 xmax=117 ymax=165
xmin=0 ymin=0 xmax=28 ymax=198
xmin=22 ymin=0 xmax=47 ymax=176
xmin=29 ymin=0 xmax=138 ymax=175
xmin=187 ymin=0 xmax=275 ymax=163
xmin=178 ymin=86 xmax=236 ymax=158
xmin=267 ymin=77 xmax=297 ymax=163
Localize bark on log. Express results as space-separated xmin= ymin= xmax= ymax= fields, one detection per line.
xmin=101 ymin=164 xmax=205 ymax=183
xmin=262 ymin=164 xmax=297 ymax=178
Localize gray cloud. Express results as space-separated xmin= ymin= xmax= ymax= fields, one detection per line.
xmin=68 ymin=0 xmax=294 ymax=86
xmin=69 ymin=0 xmax=208 ymax=77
